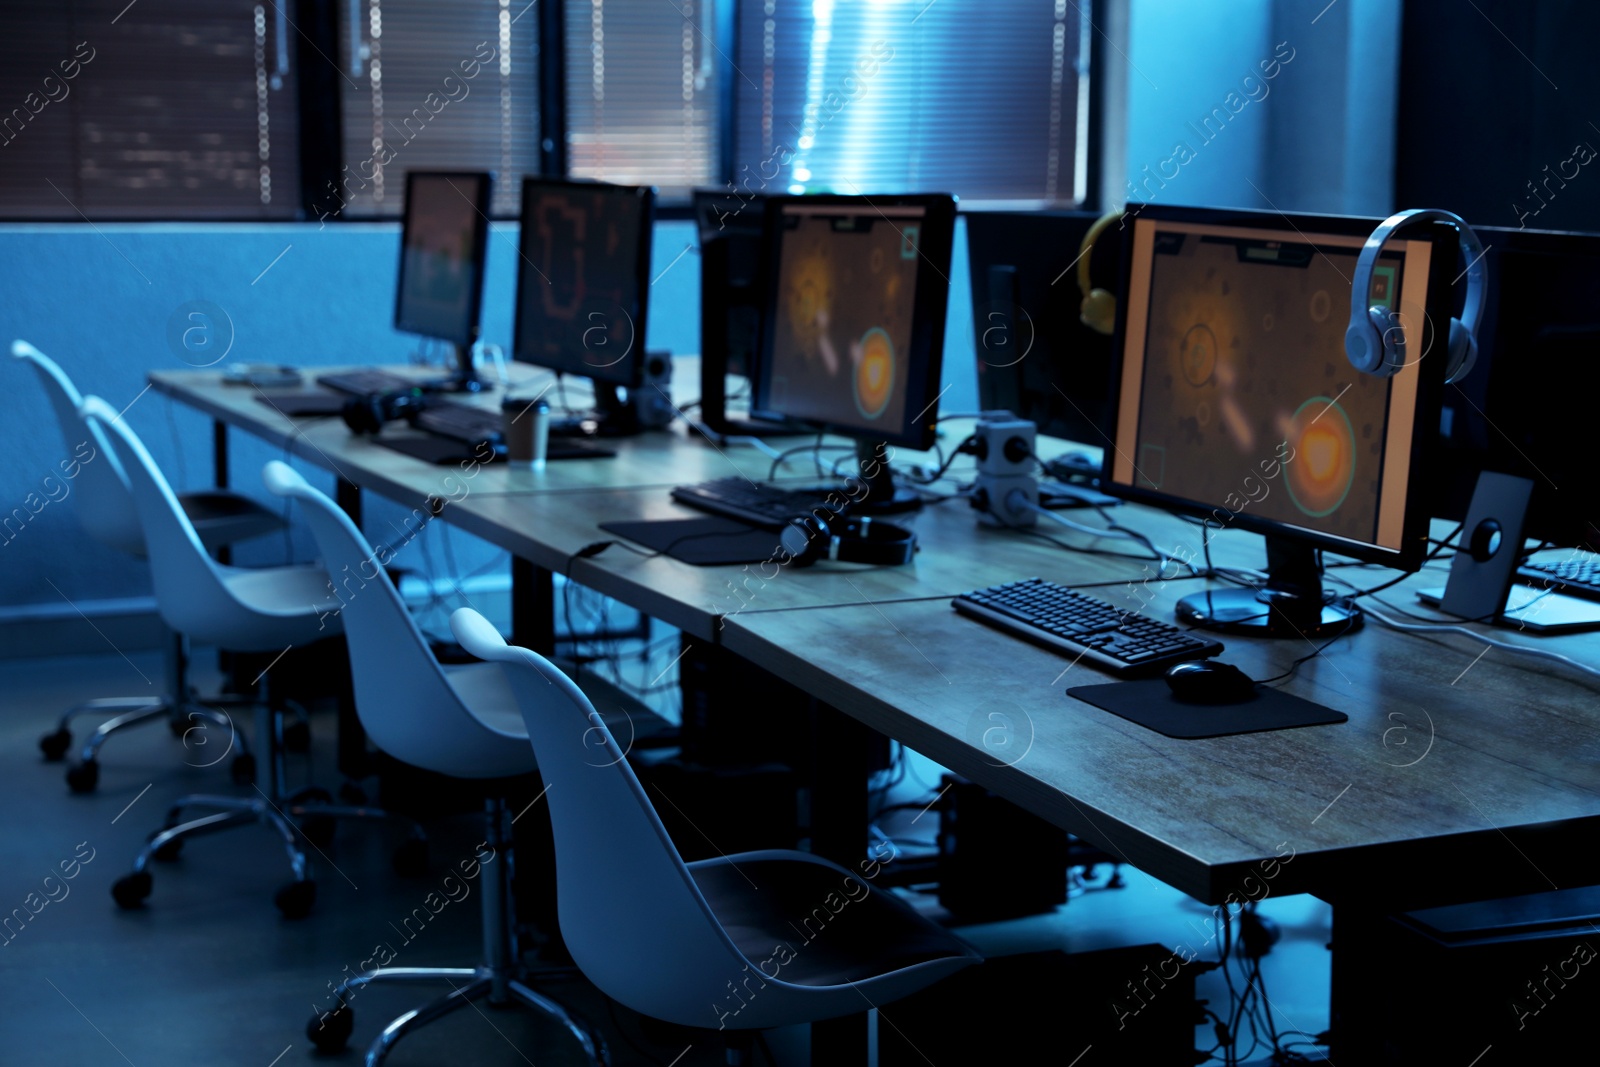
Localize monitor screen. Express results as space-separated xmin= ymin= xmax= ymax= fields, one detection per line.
xmin=753 ymin=194 xmax=956 ymax=450
xmin=1432 ymin=224 xmax=1600 ymax=548
xmin=1107 ymin=207 xmax=1445 ymax=569
xmin=965 ymin=210 xmax=1116 ymax=445
xmin=513 ymin=178 xmax=654 ymax=387
xmin=394 ymin=171 xmax=490 ymax=348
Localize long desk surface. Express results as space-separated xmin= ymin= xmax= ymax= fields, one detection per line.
xmin=154 ymin=366 xmax=1600 ymax=911
xmin=723 ymin=566 xmax=1600 ymax=908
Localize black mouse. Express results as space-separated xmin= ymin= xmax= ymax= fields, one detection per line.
xmin=1164 ymin=660 xmax=1256 ymax=704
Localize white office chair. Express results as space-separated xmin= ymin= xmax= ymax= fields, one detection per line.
xmin=80 ymin=396 xmax=421 ymax=918
xmin=260 ymin=461 xmax=606 ymax=1066
xmin=450 ymin=606 xmax=982 ymax=1065
xmin=13 ymin=339 xmax=282 ymax=792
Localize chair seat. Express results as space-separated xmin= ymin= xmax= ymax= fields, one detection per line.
xmin=688 ymin=852 xmax=979 ymax=987
xmin=443 ymin=661 xmax=533 ymax=743
xmin=179 ymin=491 xmax=284 ymax=551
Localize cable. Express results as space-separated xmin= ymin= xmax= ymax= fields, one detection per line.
xmin=1360 ymin=600 xmax=1600 ymax=683
xmin=765 ymin=440 xmax=853 ymax=482
xmin=1018 ymin=497 xmax=1200 ymax=576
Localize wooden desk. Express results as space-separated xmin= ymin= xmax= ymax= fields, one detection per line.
xmin=147 ymin=365 xmax=786 ymax=502
xmin=721 ymin=565 xmax=1600 ymax=909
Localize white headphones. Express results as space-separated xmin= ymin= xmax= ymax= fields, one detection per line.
xmin=1345 ymin=208 xmax=1486 ymax=384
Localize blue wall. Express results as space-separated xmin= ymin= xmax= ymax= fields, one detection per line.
xmin=0 ymin=218 xmax=978 ymax=613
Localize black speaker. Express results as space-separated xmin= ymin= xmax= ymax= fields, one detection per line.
xmin=1439 ymin=470 xmax=1534 ymax=621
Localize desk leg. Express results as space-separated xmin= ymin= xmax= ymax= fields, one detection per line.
xmin=335 ymin=477 xmax=362 ymax=528
xmin=512 ymin=557 xmax=555 ymax=655
xmin=332 ymin=477 xmax=367 ymax=779
xmin=212 ymin=420 xmax=231 ymax=566
xmin=810 ymin=701 xmax=869 ymax=866
xmin=809 ymin=703 xmax=873 ymax=1065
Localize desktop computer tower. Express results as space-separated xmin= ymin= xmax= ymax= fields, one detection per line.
xmin=937 ymin=776 xmax=1069 ymax=921
xmin=880 ymin=945 xmax=1196 ymax=1065
xmin=1333 ymin=887 xmax=1600 ymax=1062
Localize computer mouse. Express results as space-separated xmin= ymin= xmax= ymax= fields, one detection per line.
xmin=1164 ymin=660 xmax=1257 ymax=704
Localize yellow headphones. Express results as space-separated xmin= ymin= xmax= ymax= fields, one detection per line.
xmin=1077 ymin=209 xmax=1124 ymax=336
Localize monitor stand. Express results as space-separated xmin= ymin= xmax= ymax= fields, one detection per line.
xmin=1175 ymin=536 xmax=1361 ymax=638
xmin=848 ymin=439 xmax=923 ymax=516
xmin=420 ymin=343 xmax=487 ymax=393
xmin=551 ymin=380 xmax=643 ymax=439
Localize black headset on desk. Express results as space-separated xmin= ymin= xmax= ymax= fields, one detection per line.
xmin=778 ymin=512 xmax=917 ymax=568
xmin=341 ymin=390 xmax=429 ymax=435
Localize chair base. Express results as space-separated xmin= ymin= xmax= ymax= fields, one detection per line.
xmin=111 ymin=702 xmax=424 ymax=918
xmin=306 ymin=798 xmax=608 ymax=1066
xmin=310 ymin=968 xmax=607 ymax=1066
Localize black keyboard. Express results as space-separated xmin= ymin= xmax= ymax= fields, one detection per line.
xmin=953 ymin=578 xmax=1225 ymax=678
xmin=1520 ymin=557 xmax=1600 ymax=602
xmin=671 ymin=477 xmax=849 ymax=529
xmin=317 ymin=369 xmax=422 ymax=396
xmin=412 ymin=401 xmax=502 ymax=445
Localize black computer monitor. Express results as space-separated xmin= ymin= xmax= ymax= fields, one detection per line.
xmin=965 ymin=210 xmax=1118 ymax=446
xmin=1431 ymin=224 xmax=1600 ymax=550
xmin=1104 ymin=204 xmax=1454 ymax=637
xmin=513 ymin=177 xmax=655 ymax=433
xmin=752 ymin=193 xmax=958 ymax=511
xmin=693 ymin=189 xmax=799 ymax=437
xmin=394 ymin=171 xmax=492 ymax=391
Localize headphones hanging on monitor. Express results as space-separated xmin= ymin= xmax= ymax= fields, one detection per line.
xmin=1077 ymin=209 xmax=1125 ymax=336
xmin=778 ymin=513 xmax=916 ymax=568
xmin=1345 ymin=208 xmax=1486 ymax=384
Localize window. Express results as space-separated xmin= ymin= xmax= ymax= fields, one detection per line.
xmin=562 ymin=0 xmax=722 ymax=193
xmin=0 ymin=0 xmax=300 ymax=219
xmin=733 ymin=0 xmax=1090 ymax=204
xmin=334 ymin=0 xmax=540 ymax=218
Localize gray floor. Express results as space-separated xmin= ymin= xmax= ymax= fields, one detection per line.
xmin=0 ymin=646 xmax=1331 ymax=1065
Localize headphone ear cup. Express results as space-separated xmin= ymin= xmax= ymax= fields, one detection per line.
xmin=1080 ymin=288 xmax=1116 ymax=336
xmin=1371 ymin=306 xmax=1404 ymax=377
xmin=1445 ymin=317 xmax=1478 ymax=383
xmin=779 ymin=516 xmax=823 ymax=567
xmin=341 ymin=396 xmax=382 ymax=435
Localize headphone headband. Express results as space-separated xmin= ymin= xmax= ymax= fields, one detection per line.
xmin=1347 ymin=208 xmax=1486 ymax=381
xmin=1076 ymin=209 xmax=1124 ymax=301
xmin=779 ymin=513 xmax=916 ymax=567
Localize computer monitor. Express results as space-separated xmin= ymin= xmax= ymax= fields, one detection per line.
xmin=1431 ymin=224 xmax=1600 ymax=550
xmin=394 ymin=171 xmax=492 ymax=391
xmin=752 ymin=193 xmax=958 ymax=511
xmin=1105 ymin=204 xmax=1454 ymax=637
xmin=693 ymin=189 xmax=800 ymax=437
xmin=966 ymin=210 xmax=1118 ymax=446
xmin=513 ymin=177 xmax=655 ymax=433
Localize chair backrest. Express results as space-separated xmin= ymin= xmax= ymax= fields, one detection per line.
xmin=261 ymin=461 xmax=532 ymax=779
xmin=450 ymin=607 xmax=755 ymax=1024
xmin=11 ymin=340 xmax=144 ymax=555
xmin=78 ymin=395 xmax=241 ymax=640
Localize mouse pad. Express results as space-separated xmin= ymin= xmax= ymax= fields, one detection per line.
xmin=254 ymin=392 xmax=347 ymax=417
xmin=1067 ymin=679 xmax=1347 ymax=739
xmin=599 ymin=517 xmax=782 ymax=566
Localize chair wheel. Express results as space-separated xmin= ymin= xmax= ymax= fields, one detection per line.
xmin=167 ymin=715 xmax=189 ymax=738
xmin=111 ymin=871 xmax=152 ymax=909
xmin=306 ymin=1003 xmax=353 ymax=1051
xmin=337 ymin=781 xmax=368 ymax=805
xmin=275 ymin=878 xmax=316 ymax=919
xmin=230 ymin=753 xmax=256 ymax=785
xmin=299 ymin=815 xmax=336 ymax=848
xmin=289 ymin=786 xmax=334 ymax=805
xmin=65 ymin=760 xmax=100 ymax=794
xmin=40 ymin=728 xmax=72 ymax=761
xmin=283 ymin=719 xmax=312 ymax=753
xmin=148 ymin=830 xmax=183 ymax=862
xmin=392 ymin=837 xmax=428 ymax=877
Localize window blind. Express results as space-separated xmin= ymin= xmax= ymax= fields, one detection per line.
xmin=732 ymin=0 xmax=1089 ymax=205
xmin=334 ymin=0 xmax=539 ymax=217
xmin=562 ymin=0 xmax=721 ymax=195
xmin=0 ymin=0 xmax=300 ymax=219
